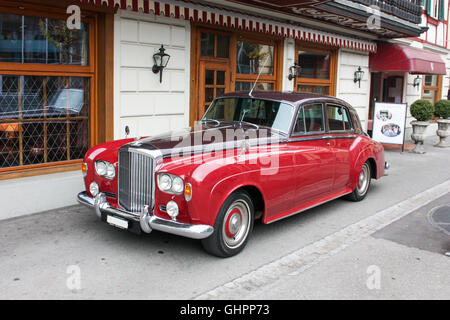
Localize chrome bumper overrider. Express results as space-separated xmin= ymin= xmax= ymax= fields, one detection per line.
xmin=77 ymin=191 xmax=214 ymax=240
xmin=384 ymin=161 xmax=390 ymax=176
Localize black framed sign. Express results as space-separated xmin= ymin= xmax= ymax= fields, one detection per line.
xmin=372 ymin=102 xmax=408 ymax=151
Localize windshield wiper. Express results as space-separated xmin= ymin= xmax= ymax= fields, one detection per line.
xmin=238 ymin=120 xmax=259 ymax=130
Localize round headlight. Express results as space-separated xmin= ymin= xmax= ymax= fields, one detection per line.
xmin=95 ymin=161 xmax=107 ymax=176
xmin=166 ymin=201 xmax=179 ymax=220
xmin=159 ymin=174 xmax=172 ymax=191
xmin=106 ymin=162 xmax=115 ymax=179
xmin=172 ymin=176 xmax=184 ymax=194
xmin=89 ymin=182 xmax=99 ymax=197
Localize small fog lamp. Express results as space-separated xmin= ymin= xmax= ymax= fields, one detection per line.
xmin=166 ymin=201 xmax=179 ymax=220
xmin=89 ymin=182 xmax=99 ymax=197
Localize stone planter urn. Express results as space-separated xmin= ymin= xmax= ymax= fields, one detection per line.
xmin=435 ymin=119 xmax=450 ymax=148
xmin=410 ymin=120 xmax=430 ymax=154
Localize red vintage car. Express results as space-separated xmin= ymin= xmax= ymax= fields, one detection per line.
xmin=77 ymin=91 xmax=387 ymax=257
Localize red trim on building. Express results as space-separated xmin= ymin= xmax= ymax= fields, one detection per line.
xmin=77 ymin=0 xmax=377 ymax=53
xmin=370 ymin=43 xmax=446 ymax=75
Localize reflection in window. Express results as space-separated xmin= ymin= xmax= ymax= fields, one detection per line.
xmin=200 ymin=33 xmax=214 ymax=57
xmin=297 ymin=85 xmax=329 ymax=95
xmin=200 ymin=33 xmax=229 ymax=58
xmin=0 ymin=75 xmax=90 ymax=168
xmin=293 ymin=107 xmax=305 ymax=134
xmin=236 ymin=41 xmax=274 ymax=75
xmin=297 ymin=51 xmax=330 ymax=79
xmin=424 ymin=75 xmax=437 ymax=86
xmin=235 ymin=82 xmax=273 ymax=91
xmin=304 ymin=104 xmax=324 ymax=132
xmin=0 ymin=13 xmax=89 ymax=65
xmin=203 ymin=98 xmax=293 ymax=133
xmin=327 ymin=105 xmax=352 ymax=131
xmin=422 ymin=75 xmax=440 ymax=103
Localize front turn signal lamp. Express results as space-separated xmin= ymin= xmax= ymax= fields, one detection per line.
xmin=185 ymin=183 xmax=192 ymax=202
xmin=81 ymin=162 xmax=88 ymax=177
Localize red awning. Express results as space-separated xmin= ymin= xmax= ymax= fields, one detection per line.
xmin=370 ymin=43 xmax=446 ymax=75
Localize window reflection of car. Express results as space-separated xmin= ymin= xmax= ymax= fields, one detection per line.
xmin=0 ymin=88 xmax=84 ymax=120
xmin=47 ymin=88 xmax=84 ymax=116
xmin=0 ymin=88 xmax=85 ymax=166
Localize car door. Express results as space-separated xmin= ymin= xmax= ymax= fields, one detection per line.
xmin=289 ymin=103 xmax=335 ymax=208
xmin=325 ymin=103 xmax=356 ymax=193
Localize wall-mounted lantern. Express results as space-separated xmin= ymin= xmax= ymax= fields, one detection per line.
xmin=288 ymin=62 xmax=302 ymax=88
xmin=288 ymin=62 xmax=301 ymax=81
xmin=413 ymin=75 xmax=421 ymax=89
xmin=354 ymin=66 xmax=364 ymax=88
xmin=152 ymin=45 xmax=170 ymax=83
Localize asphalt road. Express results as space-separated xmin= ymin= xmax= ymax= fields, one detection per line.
xmin=0 ymin=138 xmax=449 ymax=299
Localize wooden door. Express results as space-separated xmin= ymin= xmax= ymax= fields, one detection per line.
xmin=197 ymin=61 xmax=231 ymax=120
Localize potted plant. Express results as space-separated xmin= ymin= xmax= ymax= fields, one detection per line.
xmin=434 ymin=99 xmax=450 ymax=148
xmin=410 ymin=99 xmax=434 ymax=154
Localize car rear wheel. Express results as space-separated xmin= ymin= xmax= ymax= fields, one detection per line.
xmin=201 ymin=191 xmax=254 ymax=257
xmin=347 ymin=161 xmax=371 ymax=202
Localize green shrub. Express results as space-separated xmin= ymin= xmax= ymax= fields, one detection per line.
xmin=434 ymin=99 xmax=450 ymax=119
xmin=410 ymin=99 xmax=434 ymax=121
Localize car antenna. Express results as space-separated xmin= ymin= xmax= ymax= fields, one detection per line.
xmin=249 ymin=55 xmax=270 ymax=97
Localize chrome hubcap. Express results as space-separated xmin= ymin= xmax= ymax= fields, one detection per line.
xmin=222 ymin=200 xmax=250 ymax=249
xmin=228 ymin=213 xmax=242 ymax=235
xmin=357 ymin=163 xmax=370 ymax=196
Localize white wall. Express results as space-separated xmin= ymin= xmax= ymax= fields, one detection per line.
xmin=403 ymin=72 xmax=422 ymax=137
xmin=282 ymin=38 xmax=296 ymax=92
xmin=0 ymin=171 xmax=84 ymax=220
xmin=114 ymin=10 xmax=191 ymax=139
xmin=335 ymin=50 xmax=371 ymax=131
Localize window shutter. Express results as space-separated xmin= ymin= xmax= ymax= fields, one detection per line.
xmin=426 ymin=0 xmax=432 ymax=15
xmin=438 ymin=0 xmax=444 ymax=20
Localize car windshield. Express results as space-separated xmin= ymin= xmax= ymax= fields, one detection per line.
xmin=203 ymin=97 xmax=294 ymax=134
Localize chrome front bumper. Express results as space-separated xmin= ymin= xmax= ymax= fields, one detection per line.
xmin=77 ymin=191 xmax=214 ymax=240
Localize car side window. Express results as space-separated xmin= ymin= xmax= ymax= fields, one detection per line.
xmin=304 ymin=104 xmax=325 ymax=133
xmin=327 ymin=104 xmax=353 ymax=131
xmin=293 ymin=107 xmax=305 ymax=134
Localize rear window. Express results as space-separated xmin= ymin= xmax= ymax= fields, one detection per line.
xmin=327 ymin=105 xmax=353 ymax=131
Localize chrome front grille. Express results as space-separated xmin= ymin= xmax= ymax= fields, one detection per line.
xmin=118 ymin=149 xmax=154 ymax=212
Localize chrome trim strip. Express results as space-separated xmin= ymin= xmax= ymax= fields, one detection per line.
xmin=77 ymin=192 xmax=214 ymax=240
xmin=288 ymin=134 xmax=357 ymax=143
xmin=267 ymin=190 xmax=352 ymax=224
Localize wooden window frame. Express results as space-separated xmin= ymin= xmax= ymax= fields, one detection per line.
xmin=190 ymin=23 xmax=284 ymax=125
xmin=294 ymin=41 xmax=337 ymax=96
xmin=421 ymin=74 xmax=442 ymax=103
xmin=234 ymin=33 xmax=281 ymax=90
xmin=0 ymin=2 xmax=114 ymax=180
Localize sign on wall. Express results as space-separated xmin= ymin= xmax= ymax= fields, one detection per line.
xmin=372 ymin=102 xmax=408 ymax=150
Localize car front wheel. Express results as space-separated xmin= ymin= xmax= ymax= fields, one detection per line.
xmin=347 ymin=161 xmax=372 ymax=202
xmin=201 ymin=191 xmax=254 ymax=257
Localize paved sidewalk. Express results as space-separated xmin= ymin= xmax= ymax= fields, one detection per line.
xmin=196 ymin=185 xmax=450 ymax=300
